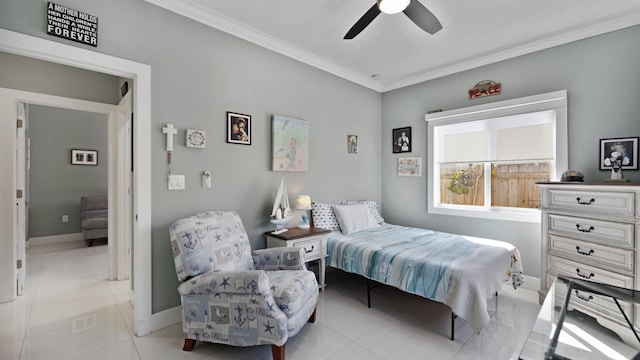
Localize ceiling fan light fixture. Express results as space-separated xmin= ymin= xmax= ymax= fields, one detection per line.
xmin=378 ymin=0 xmax=410 ymax=14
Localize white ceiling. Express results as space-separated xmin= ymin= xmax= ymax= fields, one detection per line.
xmin=145 ymin=0 xmax=640 ymax=92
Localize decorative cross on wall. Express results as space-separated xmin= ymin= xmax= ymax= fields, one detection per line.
xmin=162 ymin=123 xmax=177 ymax=151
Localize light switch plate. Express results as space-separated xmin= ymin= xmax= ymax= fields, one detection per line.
xmin=168 ymin=175 xmax=185 ymax=190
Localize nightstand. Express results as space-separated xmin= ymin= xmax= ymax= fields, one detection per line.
xmin=265 ymin=227 xmax=330 ymax=290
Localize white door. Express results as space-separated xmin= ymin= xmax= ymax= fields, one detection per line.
xmin=113 ymin=91 xmax=133 ymax=281
xmin=118 ymin=92 xmax=134 ymax=298
xmin=15 ymin=102 xmax=26 ymax=296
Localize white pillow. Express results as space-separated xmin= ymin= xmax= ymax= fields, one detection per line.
xmin=333 ymin=204 xmax=380 ymax=235
xmin=342 ymin=200 xmax=384 ymax=224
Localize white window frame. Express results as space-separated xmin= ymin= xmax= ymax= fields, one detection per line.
xmin=425 ymin=90 xmax=568 ymax=223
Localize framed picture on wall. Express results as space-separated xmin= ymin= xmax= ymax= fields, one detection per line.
xmin=227 ymin=112 xmax=251 ymax=145
xmin=398 ymin=157 xmax=422 ymax=176
xmin=272 ymin=115 xmax=309 ymax=172
xmin=347 ymin=134 xmax=358 ymax=154
xmin=186 ymin=129 xmax=206 ymax=148
xmin=71 ymin=149 xmax=98 ymax=165
xmin=599 ymin=137 xmax=638 ymax=170
xmin=393 ymin=127 xmax=411 ymax=153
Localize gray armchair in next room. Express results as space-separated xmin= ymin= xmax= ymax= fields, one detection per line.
xmin=80 ymin=195 xmax=108 ymax=247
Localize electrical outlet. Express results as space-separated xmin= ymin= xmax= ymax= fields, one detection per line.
xmin=62 ymin=215 xmax=69 ymax=222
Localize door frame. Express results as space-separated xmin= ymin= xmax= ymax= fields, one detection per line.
xmin=0 ymin=29 xmax=152 ymax=336
xmin=12 ymin=94 xmax=122 ymax=278
xmin=15 ymin=102 xmax=26 ymax=296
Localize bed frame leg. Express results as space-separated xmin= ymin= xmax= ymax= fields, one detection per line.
xmin=366 ymin=279 xmax=372 ymax=308
xmin=451 ymin=312 xmax=456 ymax=341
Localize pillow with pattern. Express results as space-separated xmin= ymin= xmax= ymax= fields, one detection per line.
xmin=312 ymin=202 xmax=341 ymax=230
xmin=342 ymin=200 xmax=384 ymax=224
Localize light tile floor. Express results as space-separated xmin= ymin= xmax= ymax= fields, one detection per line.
xmin=0 ymin=242 xmax=541 ymax=360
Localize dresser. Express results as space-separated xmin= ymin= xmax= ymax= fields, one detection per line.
xmin=265 ymin=227 xmax=330 ymax=290
xmin=537 ymin=182 xmax=640 ymax=341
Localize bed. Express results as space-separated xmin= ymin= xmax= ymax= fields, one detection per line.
xmin=312 ymin=200 xmax=524 ymax=338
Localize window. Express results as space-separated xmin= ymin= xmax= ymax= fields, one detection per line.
xmin=425 ymin=91 xmax=568 ymax=222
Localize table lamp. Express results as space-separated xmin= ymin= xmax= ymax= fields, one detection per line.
xmin=296 ymin=195 xmax=312 ymax=229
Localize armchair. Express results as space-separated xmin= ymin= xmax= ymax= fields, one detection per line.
xmin=169 ymin=211 xmax=318 ymax=360
xmin=80 ymin=195 xmax=108 ymax=247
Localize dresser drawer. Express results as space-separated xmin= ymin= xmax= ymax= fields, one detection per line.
xmin=550 ymin=275 xmax=634 ymax=326
xmin=544 ymin=189 xmax=635 ymax=217
xmin=547 ymin=255 xmax=634 ymax=289
xmin=547 ymin=234 xmax=634 ymax=273
xmin=546 ymin=214 xmax=634 ymax=248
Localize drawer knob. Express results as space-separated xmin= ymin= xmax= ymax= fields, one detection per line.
xmin=576 ymin=268 xmax=595 ymax=279
xmin=575 ymin=290 xmax=593 ymax=302
xmin=575 ymin=246 xmax=594 ymax=256
xmin=576 ymin=197 xmax=595 ymax=205
xmin=304 ymin=245 xmax=315 ymax=253
xmin=575 ymin=224 xmax=595 ymax=233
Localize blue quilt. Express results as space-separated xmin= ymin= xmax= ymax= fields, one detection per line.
xmin=326 ymin=223 xmax=523 ymax=333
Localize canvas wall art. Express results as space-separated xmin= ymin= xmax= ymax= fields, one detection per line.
xmin=272 ymin=115 xmax=308 ymax=172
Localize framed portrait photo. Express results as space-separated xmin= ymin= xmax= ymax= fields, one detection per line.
xmin=227 ymin=112 xmax=251 ymax=145
xmin=599 ymin=137 xmax=638 ymax=170
xmin=71 ymin=149 xmax=98 ymax=165
xmin=393 ymin=127 xmax=412 ymax=153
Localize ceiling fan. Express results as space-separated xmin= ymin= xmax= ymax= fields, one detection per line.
xmin=344 ymin=0 xmax=443 ymax=40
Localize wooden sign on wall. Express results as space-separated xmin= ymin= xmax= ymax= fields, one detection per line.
xmin=468 ymin=80 xmax=501 ymax=99
xmin=46 ymin=2 xmax=98 ymax=47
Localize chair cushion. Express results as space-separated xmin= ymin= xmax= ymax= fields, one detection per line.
xmin=266 ymin=270 xmax=318 ymax=317
xmin=252 ymin=247 xmax=306 ymax=271
xmin=81 ymin=209 xmax=107 ymax=220
xmin=169 ymin=211 xmax=253 ymax=282
xmin=81 ymin=195 xmax=107 ymax=211
xmin=81 ymin=217 xmax=108 ymax=230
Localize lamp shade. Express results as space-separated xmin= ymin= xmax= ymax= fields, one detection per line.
xmin=296 ymin=195 xmax=312 ymax=210
xmin=378 ymin=0 xmax=410 ymax=14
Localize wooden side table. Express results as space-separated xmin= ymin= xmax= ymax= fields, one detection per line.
xmin=265 ymin=227 xmax=330 ymax=290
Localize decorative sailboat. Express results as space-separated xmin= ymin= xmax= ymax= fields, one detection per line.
xmin=270 ymin=176 xmax=292 ymax=234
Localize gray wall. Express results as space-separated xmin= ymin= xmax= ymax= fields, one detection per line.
xmin=381 ymin=26 xmax=640 ymax=279
xmin=0 ymin=51 xmax=120 ymax=104
xmin=27 ymin=105 xmax=109 ymax=238
xmin=5 ymin=0 xmax=638 ymax=315
xmin=0 ymin=0 xmax=382 ymax=313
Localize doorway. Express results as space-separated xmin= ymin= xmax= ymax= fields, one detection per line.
xmin=24 ymin=101 xmax=132 ymax=281
xmin=0 ymin=29 xmax=152 ymax=336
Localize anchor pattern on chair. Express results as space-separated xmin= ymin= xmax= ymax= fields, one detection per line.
xmin=169 ymin=211 xmax=318 ymax=354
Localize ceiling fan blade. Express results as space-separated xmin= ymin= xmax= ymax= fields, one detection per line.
xmin=344 ymin=3 xmax=381 ymax=40
xmin=403 ymin=0 xmax=443 ymax=35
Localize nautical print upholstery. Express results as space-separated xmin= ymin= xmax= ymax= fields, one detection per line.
xmin=169 ymin=211 xmax=319 ymax=357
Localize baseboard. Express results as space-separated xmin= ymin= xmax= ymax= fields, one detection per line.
xmin=151 ymin=305 xmax=182 ymax=333
xmin=28 ymin=233 xmax=84 ymax=246
xmin=521 ymin=275 xmax=540 ymax=292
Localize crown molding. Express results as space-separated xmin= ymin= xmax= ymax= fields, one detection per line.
xmin=146 ymin=0 xmax=640 ymax=94
xmin=144 ymin=0 xmax=383 ymax=92
xmin=381 ymin=9 xmax=640 ymax=91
